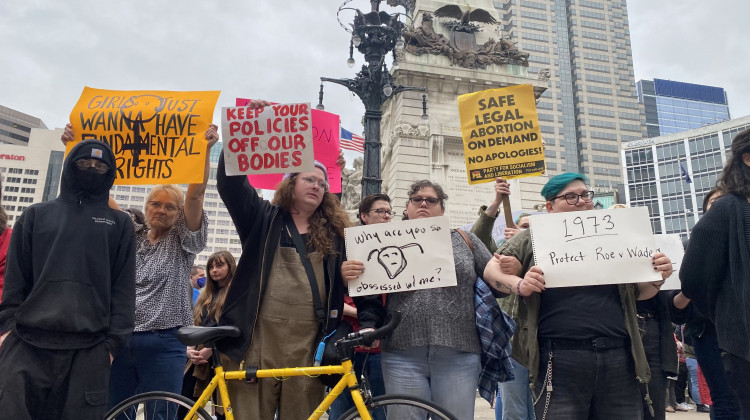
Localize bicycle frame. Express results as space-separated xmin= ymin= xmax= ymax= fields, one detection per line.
xmin=185 ymin=358 xmax=375 ymax=420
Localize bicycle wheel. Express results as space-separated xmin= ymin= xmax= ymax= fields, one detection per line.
xmin=338 ymin=394 xmax=458 ymax=420
xmin=105 ymin=391 xmax=212 ymax=420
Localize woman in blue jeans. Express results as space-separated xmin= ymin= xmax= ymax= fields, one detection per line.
xmin=351 ymin=180 xmax=507 ymax=419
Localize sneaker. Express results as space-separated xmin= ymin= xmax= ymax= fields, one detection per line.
xmin=666 ymin=406 xmax=676 ymax=413
xmin=697 ymin=404 xmax=710 ymax=413
xmin=676 ymin=403 xmax=691 ymax=412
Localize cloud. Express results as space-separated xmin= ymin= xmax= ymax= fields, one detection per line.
xmin=2 ymin=0 xmax=747 ymax=140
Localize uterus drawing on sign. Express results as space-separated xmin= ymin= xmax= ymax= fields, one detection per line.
xmin=120 ymin=95 xmax=167 ymax=167
xmin=368 ymin=243 xmax=424 ymax=279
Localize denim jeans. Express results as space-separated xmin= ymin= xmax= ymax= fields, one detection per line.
xmin=328 ymin=352 xmax=386 ymax=420
xmin=534 ymin=345 xmax=642 ymax=420
xmin=639 ymin=317 xmax=666 ymax=420
xmin=108 ymin=327 xmax=187 ymax=418
xmin=685 ymin=357 xmax=702 ymax=404
xmin=500 ymin=358 xmax=535 ymax=420
xmin=381 ymin=345 xmax=481 ymax=419
xmin=691 ymin=325 xmax=742 ymax=419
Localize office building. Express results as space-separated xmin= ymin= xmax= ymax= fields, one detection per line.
xmin=0 ymin=129 xmax=245 ymax=266
xmin=493 ymin=0 xmax=642 ymax=192
xmin=0 ymin=105 xmax=48 ymax=146
xmin=622 ymin=115 xmax=750 ymax=238
xmin=636 ymin=78 xmax=730 ymax=138
xmin=0 ymin=128 xmax=66 ymax=224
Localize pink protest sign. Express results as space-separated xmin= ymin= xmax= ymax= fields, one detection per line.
xmin=235 ymin=98 xmax=341 ymax=193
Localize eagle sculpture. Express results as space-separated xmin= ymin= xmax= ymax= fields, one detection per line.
xmin=434 ymin=4 xmax=497 ymax=26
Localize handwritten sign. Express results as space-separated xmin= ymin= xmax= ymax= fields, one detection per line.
xmin=529 ymin=207 xmax=661 ymax=287
xmin=457 ymin=84 xmax=545 ymax=184
xmin=653 ymin=234 xmax=684 ymax=290
xmin=221 ymin=102 xmax=313 ymax=176
xmin=68 ymin=87 xmax=220 ymax=185
xmin=235 ymin=98 xmax=342 ymax=192
xmin=345 ymin=216 xmax=457 ymax=297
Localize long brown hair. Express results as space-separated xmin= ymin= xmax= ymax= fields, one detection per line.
xmin=194 ymin=250 xmax=237 ymax=325
xmin=716 ymin=127 xmax=750 ymax=198
xmin=271 ymin=174 xmax=351 ymax=255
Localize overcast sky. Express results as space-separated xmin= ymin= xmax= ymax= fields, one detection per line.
xmin=1 ymin=0 xmax=748 ymax=136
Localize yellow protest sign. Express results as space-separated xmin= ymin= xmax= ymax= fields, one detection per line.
xmin=457 ymin=84 xmax=545 ymax=184
xmin=68 ymin=87 xmax=221 ymax=185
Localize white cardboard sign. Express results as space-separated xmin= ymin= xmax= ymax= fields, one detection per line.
xmin=345 ymin=216 xmax=457 ymax=297
xmin=530 ymin=207 xmax=662 ymax=287
xmin=653 ymin=233 xmax=685 ymax=290
xmin=221 ymin=103 xmax=314 ymax=175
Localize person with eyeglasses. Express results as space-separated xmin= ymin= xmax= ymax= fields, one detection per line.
xmin=214 ymin=99 xmax=351 ymax=420
xmin=0 ymin=140 xmax=136 ymax=419
xmin=60 ymin=122 xmax=215 ymax=414
xmin=329 ymin=193 xmax=393 ymax=420
xmin=354 ymin=179 xmax=510 ymax=419
xmin=487 ymin=172 xmax=673 ymax=420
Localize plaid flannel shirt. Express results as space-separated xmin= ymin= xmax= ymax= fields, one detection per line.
xmin=475 ymin=277 xmax=516 ymax=405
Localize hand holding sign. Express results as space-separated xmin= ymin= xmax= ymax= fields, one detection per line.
xmin=68 ymin=87 xmax=220 ymax=185
xmin=222 ymin=102 xmax=314 ymax=176
xmin=530 ymin=207 xmax=662 ymax=287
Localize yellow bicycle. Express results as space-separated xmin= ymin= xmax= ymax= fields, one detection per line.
xmin=105 ymin=312 xmax=457 ymax=420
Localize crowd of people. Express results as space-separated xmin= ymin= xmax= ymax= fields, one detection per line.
xmin=0 ymin=101 xmax=747 ymax=420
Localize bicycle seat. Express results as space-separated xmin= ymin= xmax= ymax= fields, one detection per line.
xmin=177 ymin=326 xmax=241 ymax=346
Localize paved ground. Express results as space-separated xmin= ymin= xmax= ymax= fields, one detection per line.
xmin=473 ymin=395 xmax=711 ymax=419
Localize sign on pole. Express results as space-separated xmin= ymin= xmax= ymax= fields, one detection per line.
xmin=234 ymin=98 xmax=342 ymax=192
xmin=69 ymin=87 xmax=220 ymax=185
xmin=529 ymin=207 xmax=662 ymax=287
xmin=345 ymin=216 xmax=457 ymax=297
xmin=221 ymin=102 xmax=314 ymax=176
xmin=457 ymin=84 xmax=545 ymax=184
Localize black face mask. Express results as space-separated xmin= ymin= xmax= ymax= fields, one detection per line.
xmin=74 ymin=167 xmax=110 ymax=195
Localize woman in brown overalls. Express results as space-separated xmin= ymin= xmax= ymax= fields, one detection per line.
xmin=216 ymin=109 xmax=350 ymax=419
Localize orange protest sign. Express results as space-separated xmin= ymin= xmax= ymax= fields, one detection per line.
xmin=68 ymin=87 xmax=220 ymax=185
xmin=457 ymin=84 xmax=545 ymax=184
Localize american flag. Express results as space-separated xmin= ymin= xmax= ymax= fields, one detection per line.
xmin=340 ymin=128 xmax=364 ymax=153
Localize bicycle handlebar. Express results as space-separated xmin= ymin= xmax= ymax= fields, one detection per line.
xmin=336 ymin=311 xmax=402 ymax=350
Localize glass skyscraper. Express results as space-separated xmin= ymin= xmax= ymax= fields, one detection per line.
xmin=636 ymin=78 xmax=730 ymax=138
xmin=495 ymin=0 xmax=642 ymax=192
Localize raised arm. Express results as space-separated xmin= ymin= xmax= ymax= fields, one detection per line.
xmin=183 ymin=124 xmax=219 ymax=231
xmin=470 ymin=177 xmax=510 ymax=252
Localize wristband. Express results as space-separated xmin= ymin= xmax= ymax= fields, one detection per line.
xmin=516 ymin=279 xmax=523 ymax=296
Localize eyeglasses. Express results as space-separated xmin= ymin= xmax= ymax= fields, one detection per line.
xmin=75 ymin=159 xmax=109 ymax=175
xmin=299 ymin=175 xmax=329 ymax=192
xmin=408 ymin=196 xmax=440 ymax=207
xmin=552 ymin=191 xmax=595 ymax=205
xmin=147 ymin=201 xmax=179 ymax=212
xmin=368 ymin=208 xmax=395 ymax=216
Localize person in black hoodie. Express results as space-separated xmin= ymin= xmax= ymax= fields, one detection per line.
xmin=0 ymin=140 xmax=136 ymax=419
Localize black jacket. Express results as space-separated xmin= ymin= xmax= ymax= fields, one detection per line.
xmin=681 ymin=193 xmax=750 ymax=362
xmin=215 ymin=154 xmax=345 ymax=362
xmin=0 ymin=140 xmax=136 ymax=355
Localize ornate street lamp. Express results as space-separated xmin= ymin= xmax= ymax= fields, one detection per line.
xmin=319 ymin=0 xmax=426 ymax=197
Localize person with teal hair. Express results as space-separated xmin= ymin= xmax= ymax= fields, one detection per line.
xmin=485 ymin=172 xmax=674 ymax=419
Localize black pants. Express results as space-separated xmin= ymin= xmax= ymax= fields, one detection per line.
xmin=0 ymin=333 xmax=110 ymax=420
xmin=723 ymin=352 xmax=750 ymax=418
xmin=639 ymin=317 xmax=666 ymax=420
xmin=535 ymin=342 xmax=642 ymax=420
xmin=675 ymin=360 xmax=688 ymax=404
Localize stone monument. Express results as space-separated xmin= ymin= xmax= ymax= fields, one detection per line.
xmin=379 ymin=0 xmax=550 ymax=226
